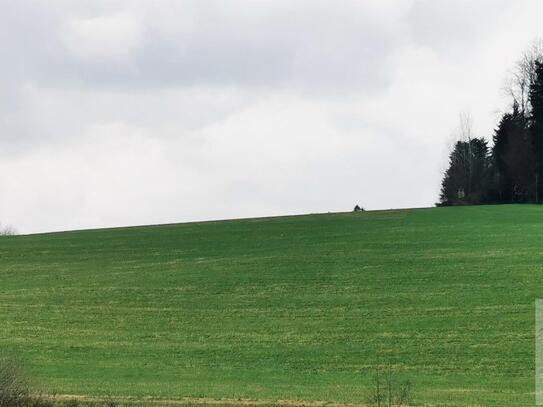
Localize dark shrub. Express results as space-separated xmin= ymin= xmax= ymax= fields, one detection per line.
xmin=0 ymin=357 xmax=30 ymax=407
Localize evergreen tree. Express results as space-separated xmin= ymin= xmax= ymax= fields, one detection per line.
xmin=529 ymin=60 xmax=543 ymax=202
xmin=492 ymin=104 xmax=534 ymax=202
xmin=492 ymin=111 xmax=514 ymax=202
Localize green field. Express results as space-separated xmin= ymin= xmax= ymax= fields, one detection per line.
xmin=0 ymin=205 xmax=541 ymax=406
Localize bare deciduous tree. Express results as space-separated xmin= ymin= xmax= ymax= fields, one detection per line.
xmin=504 ymin=38 xmax=543 ymax=116
xmin=0 ymin=223 xmax=16 ymax=236
xmin=458 ymin=111 xmax=474 ymax=142
xmin=368 ymin=363 xmax=413 ymax=407
xmin=450 ymin=112 xmax=476 ymax=200
xmin=440 ymin=112 xmax=493 ymax=205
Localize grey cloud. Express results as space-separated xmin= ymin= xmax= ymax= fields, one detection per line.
xmin=132 ymin=4 xmax=398 ymax=93
xmin=406 ymin=0 xmax=510 ymax=56
xmin=1 ymin=1 xmax=403 ymax=93
xmin=0 ymin=0 xmax=405 ymax=153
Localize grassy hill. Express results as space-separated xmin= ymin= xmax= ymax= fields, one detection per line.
xmin=0 ymin=205 xmax=541 ymax=406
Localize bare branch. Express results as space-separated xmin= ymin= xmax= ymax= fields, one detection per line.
xmin=458 ymin=111 xmax=474 ymax=142
xmin=0 ymin=223 xmax=16 ymax=236
xmin=503 ymin=38 xmax=543 ymax=115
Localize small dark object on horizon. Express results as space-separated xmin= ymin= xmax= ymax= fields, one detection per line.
xmin=354 ymin=205 xmax=364 ymax=212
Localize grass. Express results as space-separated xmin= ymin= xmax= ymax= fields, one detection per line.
xmin=0 ymin=204 xmax=541 ymax=406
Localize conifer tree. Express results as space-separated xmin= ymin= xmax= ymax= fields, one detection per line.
xmin=530 ymin=60 xmax=543 ymax=202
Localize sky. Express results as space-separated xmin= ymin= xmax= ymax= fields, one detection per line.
xmin=1 ymin=0 xmax=543 ymax=234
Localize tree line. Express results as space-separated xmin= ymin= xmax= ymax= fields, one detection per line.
xmin=440 ymin=41 xmax=543 ymax=205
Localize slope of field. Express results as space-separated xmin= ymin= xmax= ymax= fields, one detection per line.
xmin=0 ymin=205 xmax=541 ymax=406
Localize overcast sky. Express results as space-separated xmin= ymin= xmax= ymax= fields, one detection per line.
xmin=1 ymin=0 xmax=543 ymax=234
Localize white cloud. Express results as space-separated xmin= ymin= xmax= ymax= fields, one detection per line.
xmin=60 ymin=12 xmax=143 ymax=62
